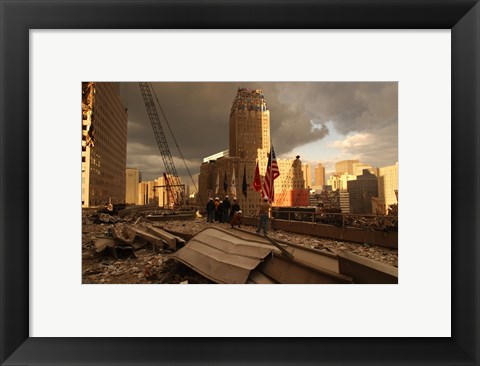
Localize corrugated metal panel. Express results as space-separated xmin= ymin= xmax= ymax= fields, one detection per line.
xmin=170 ymin=227 xmax=274 ymax=284
xmin=195 ymin=231 xmax=275 ymax=258
xmin=170 ymin=227 xmax=359 ymax=284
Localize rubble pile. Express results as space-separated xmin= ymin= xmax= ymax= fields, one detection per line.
xmin=273 ymin=230 xmax=398 ymax=267
xmin=159 ymin=219 xmax=398 ymax=268
xmin=342 ymin=214 xmax=398 ymax=231
xmin=82 ymin=207 xmax=398 ymax=284
xmin=312 ymin=211 xmax=398 ymax=231
xmin=82 ymin=209 xmax=212 ymax=284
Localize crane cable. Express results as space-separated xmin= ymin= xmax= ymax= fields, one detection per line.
xmin=148 ymin=83 xmax=200 ymax=203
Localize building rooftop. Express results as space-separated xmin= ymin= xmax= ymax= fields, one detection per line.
xmin=230 ymin=88 xmax=268 ymax=115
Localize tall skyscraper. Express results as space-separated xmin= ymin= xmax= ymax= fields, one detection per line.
xmin=198 ymin=88 xmax=306 ymax=213
xmin=82 ymin=82 xmax=128 ymax=207
xmin=229 ymin=88 xmax=272 ymax=211
xmin=301 ymin=163 xmax=312 ymax=189
xmin=314 ymin=162 xmax=325 ymax=188
xmin=199 ymin=88 xmax=270 ymax=212
xmin=229 ymin=88 xmax=270 ymax=160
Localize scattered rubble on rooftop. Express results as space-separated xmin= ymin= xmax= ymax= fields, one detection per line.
xmin=82 ymin=207 xmax=398 ymax=284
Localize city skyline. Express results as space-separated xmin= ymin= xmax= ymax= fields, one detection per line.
xmin=121 ymin=82 xmax=398 ymax=187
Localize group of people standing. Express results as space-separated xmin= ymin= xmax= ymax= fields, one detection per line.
xmin=205 ymin=195 xmax=272 ymax=235
xmin=206 ymin=196 xmax=242 ymax=227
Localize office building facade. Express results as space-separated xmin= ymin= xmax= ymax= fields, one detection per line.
xmin=82 ymin=82 xmax=128 ymax=207
xmin=313 ymin=162 xmax=326 ymax=189
xmin=378 ymin=162 xmax=399 ymax=214
xmin=327 ymin=172 xmax=357 ymax=191
xmin=347 ymin=169 xmax=379 ymax=214
xmin=125 ymin=168 xmax=140 ymax=204
xmin=301 ymin=163 xmax=312 ymax=189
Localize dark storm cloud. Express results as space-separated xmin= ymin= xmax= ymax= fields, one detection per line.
xmin=125 ymin=82 xmax=236 ymax=159
xmin=272 ymin=82 xmax=397 ymax=136
xmin=123 ymin=82 xmax=397 ymax=182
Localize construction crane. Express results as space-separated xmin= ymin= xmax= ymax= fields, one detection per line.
xmin=138 ymin=82 xmax=184 ymax=208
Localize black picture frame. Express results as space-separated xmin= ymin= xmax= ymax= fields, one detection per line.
xmin=1 ymin=1 xmax=479 ymax=365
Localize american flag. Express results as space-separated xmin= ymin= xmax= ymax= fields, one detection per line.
xmin=263 ymin=145 xmax=280 ymax=202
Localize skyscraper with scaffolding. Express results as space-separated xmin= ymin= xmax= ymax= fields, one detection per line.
xmin=82 ymin=82 xmax=128 ymax=207
xmin=198 ymin=88 xmax=307 ymax=213
xmin=228 ymin=88 xmax=271 ymax=211
xmin=229 ymin=88 xmax=270 ymax=160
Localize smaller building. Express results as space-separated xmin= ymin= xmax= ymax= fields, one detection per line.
xmin=138 ymin=181 xmax=154 ymax=205
xmin=137 ymin=174 xmax=183 ymax=207
xmin=347 ymin=169 xmax=379 ymax=214
xmin=125 ymin=168 xmax=140 ymax=204
xmin=327 ymin=172 xmax=357 ymax=191
xmin=378 ymin=162 xmax=399 ymax=214
xmin=309 ymin=193 xmax=319 ymax=207
xmin=339 ymin=189 xmax=350 ymax=213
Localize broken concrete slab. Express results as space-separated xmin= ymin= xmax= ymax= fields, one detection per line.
xmin=125 ymin=225 xmax=167 ymax=249
xmin=147 ymin=226 xmax=177 ymax=250
xmin=111 ymin=224 xmax=133 ymax=245
xmin=170 ymin=227 xmax=274 ymax=284
xmin=94 ymin=238 xmax=115 ymax=252
xmin=337 ymin=250 xmax=398 ymax=284
xmin=93 ymin=237 xmax=136 ymax=259
xmin=123 ymin=226 xmax=138 ymax=244
xmin=158 ymin=228 xmax=192 ymax=243
xmin=263 ymin=234 xmax=294 ymax=261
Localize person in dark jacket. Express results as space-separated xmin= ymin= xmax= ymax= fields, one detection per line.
xmin=214 ymin=197 xmax=220 ymax=222
xmin=206 ymin=198 xmax=215 ymax=223
xmin=218 ymin=201 xmax=224 ymax=223
xmin=230 ymin=197 xmax=241 ymax=221
xmin=222 ymin=196 xmax=231 ymax=222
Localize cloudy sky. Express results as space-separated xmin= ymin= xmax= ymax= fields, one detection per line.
xmin=121 ymin=82 xmax=398 ymax=188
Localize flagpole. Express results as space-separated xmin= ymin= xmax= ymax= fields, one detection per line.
xmin=270 ymin=142 xmax=273 ymax=204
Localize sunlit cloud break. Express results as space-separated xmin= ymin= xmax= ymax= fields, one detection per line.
xmin=331 ymin=133 xmax=373 ymax=150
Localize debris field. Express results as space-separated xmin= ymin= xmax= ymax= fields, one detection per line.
xmin=82 ymin=208 xmax=398 ymax=284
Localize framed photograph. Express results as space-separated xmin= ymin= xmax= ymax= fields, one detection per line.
xmin=1 ymin=0 xmax=478 ymax=365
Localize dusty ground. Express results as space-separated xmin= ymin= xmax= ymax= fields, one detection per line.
xmin=82 ymin=210 xmax=398 ymax=284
